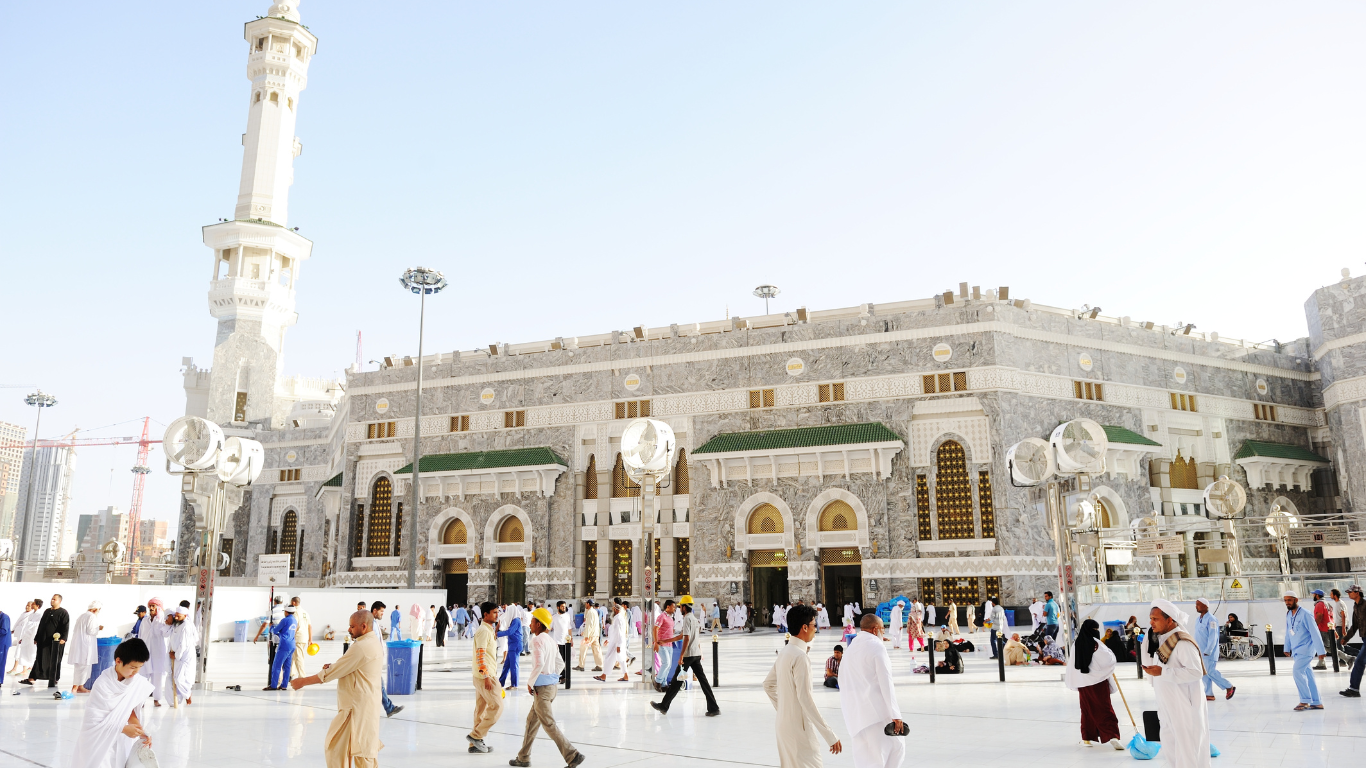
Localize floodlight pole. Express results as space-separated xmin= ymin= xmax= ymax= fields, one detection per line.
xmin=639 ymin=474 xmax=656 ymax=691
xmin=408 ymin=286 xmax=426 ymax=590
xmin=1045 ymin=481 xmax=1076 ymax=660
xmin=18 ymin=390 xmax=56 ymax=566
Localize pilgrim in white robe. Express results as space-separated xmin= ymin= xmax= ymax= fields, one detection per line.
xmin=12 ymin=609 xmax=37 ymax=670
xmin=168 ymin=620 xmax=200 ymax=703
xmin=600 ymin=610 xmax=631 ymax=677
xmin=816 ymin=605 xmax=831 ymax=629
xmin=763 ymin=637 xmax=840 ymax=768
xmin=888 ymin=604 xmax=904 ymax=647
xmin=71 ymin=665 xmax=155 ymax=768
xmin=421 ymin=606 xmax=435 ymax=641
xmin=838 ymin=629 xmax=904 ymax=768
xmin=843 ymin=604 xmax=855 ymax=624
xmin=925 ymin=604 xmax=936 ymax=626
xmin=69 ymin=610 xmax=102 ymax=689
xmin=1141 ymin=624 xmax=1210 ymax=768
xmin=134 ymin=615 xmax=171 ymax=703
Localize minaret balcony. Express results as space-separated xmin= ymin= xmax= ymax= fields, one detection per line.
xmin=208 ymin=277 xmax=297 ymax=324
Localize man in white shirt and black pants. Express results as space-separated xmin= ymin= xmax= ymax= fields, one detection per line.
xmin=552 ymin=601 xmax=573 ymax=684
xmin=650 ymin=596 xmax=720 ymax=717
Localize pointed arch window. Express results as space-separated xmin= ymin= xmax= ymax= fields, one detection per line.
xmin=280 ymin=510 xmax=299 ymax=571
xmin=366 ymin=477 xmax=393 ymax=557
xmin=747 ymin=503 xmax=784 ymax=534
xmin=392 ymin=503 xmax=404 ymax=557
xmin=584 ymin=455 xmax=598 ymax=500
xmin=352 ymin=503 xmax=365 ymax=558
xmin=499 ymin=516 xmax=524 ymax=543
xmin=674 ymin=449 xmax=689 ymax=495
xmin=1170 ymin=452 xmax=1199 ymax=490
xmin=818 ymin=500 xmax=854 ymax=531
xmin=611 ymin=453 xmax=640 ymax=498
xmin=443 ymin=518 xmax=468 ymax=545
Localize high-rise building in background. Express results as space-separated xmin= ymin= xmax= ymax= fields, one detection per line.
xmin=77 ymin=506 xmax=128 ymax=554
xmin=16 ymin=445 xmax=78 ymax=563
xmin=0 ymin=421 xmax=27 ymax=544
xmin=139 ymin=519 xmax=172 ymax=562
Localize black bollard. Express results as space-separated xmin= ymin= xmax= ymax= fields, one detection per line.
xmin=928 ymin=642 xmax=936 ymax=683
xmin=712 ymin=636 xmax=719 ymax=688
xmin=998 ymin=639 xmax=1006 ymax=682
xmin=416 ymin=641 xmax=424 ymax=691
xmin=1330 ymin=631 xmax=1341 ymax=673
xmin=562 ymin=643 xmax=572 ymax=689
xmin=1135 ymin=635 xmax=1143 ymax=679
xmin=1266 ymin=627 xmax=1276 ymax=675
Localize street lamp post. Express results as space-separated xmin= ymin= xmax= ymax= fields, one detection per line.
xmin=753 ymin=284 xmax=780 ymax=315
xmin=18 ymin=390 xmax=57 ymax=566
xmin=399 ymin=267 xmax=447 ymax=590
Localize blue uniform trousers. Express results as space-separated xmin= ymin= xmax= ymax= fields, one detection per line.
xmin=270 ymin=642 xmax=295 ymax=689
xmin=1292 ymin=652 xmax=1322 ymax=705
xmin=1201 ymin=651 xmax=1233 ymax=696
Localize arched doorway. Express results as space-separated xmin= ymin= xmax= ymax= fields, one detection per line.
xmin=443 ymin=518 xmax=468 ymax=606
xmin=366 ymin=477 xmax=393 ymax=557
xmin=280 ymin=509 xmax=299 ymax=576
xmin=497 ymin=516 xmax=526 ymax=604
xmin=818 ymin=500 xmax=860 ymax=607
xmin=747 ymin=503 xmax=788 ymax=626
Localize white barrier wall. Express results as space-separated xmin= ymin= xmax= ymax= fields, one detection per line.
xmin=1082 ymin=599 xmax=1297 ymax=637
xmin=0 ymin=583 xmax=443 ymax=642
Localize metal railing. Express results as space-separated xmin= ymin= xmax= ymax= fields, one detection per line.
xmin=1080 ymin=572 xmax=1366 ymax=604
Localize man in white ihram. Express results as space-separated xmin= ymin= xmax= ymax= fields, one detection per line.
xmin=1140 ymin=599 xmax=1210 ymax=768
xmin=839 ymin=613 xmax=905 ymax=768
xmin=888 ymin=601 xmax=904 ymax=648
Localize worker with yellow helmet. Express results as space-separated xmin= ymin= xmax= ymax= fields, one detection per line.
xmin=511 ymin=607 xmax=585 ymax=768
xmin=650 ymin=595 xmax=721 ymax=717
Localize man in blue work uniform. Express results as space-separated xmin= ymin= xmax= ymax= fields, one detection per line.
xmin=1194 ymin=597 xmax=1235 ymax=701
xmin=390 ymin=605 xmax=403 ymax=641
xmin=499 ymin=610 xmax=524 ymax=688
xmin=266 ymin=605 xmax=298 ymax=690
xmin=1284 ymin=590 xmax=1325 ymax=710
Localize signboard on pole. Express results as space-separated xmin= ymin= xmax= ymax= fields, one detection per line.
xmin=1134 ymin=535 xmax=1185 ymax=557
xmin=1287 ymin=526 xmax=1349 ymax=548
xmin=258 ymin=554 xmax=291 ymax=586
xmin=1222 ymin=577 xmax=1251 ymax=600
xmin=643 ymin=566 xmax=654 ymax=599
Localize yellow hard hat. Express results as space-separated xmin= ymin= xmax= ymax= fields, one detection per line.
xmin=678 ymin=595 xmax=694 ymax=605
xmin=307 ymin=643 xmax=320 ymax=656
xmin=531 ymin=607 xmax=554 ymax=629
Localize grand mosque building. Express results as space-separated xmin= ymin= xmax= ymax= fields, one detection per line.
xmin=179 ymin=2 xmax=1366 ymax=613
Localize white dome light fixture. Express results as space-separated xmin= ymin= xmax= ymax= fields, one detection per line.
xmin=620 ymin=418 xmax=676 ymax=483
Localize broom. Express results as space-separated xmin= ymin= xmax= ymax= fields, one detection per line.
xmin=170 ymin=656 xmax=178 ymax=709
xmin=1113 ymin=674 xmax=1158 ymax=759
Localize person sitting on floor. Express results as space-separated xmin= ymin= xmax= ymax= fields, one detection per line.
xmin=934 ymin=640 xmax=964 ymax=674
xmin=823 ymin=645 xmax=843 ymax=689
xmin=1103 ymin=628 xmax=1134 ymax=663
xmin=1003 ymin=633 xmax=1029 ymax=665
xmin=1040 ymin=635 xmax=1066 ymax=666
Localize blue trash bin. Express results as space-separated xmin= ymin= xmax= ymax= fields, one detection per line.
xmin=85 ymin=636 xmax=122 ymax=689
xmin=1004 ymin=609 xmax=1016 ymax=628
xmin=234 ymin=620 xmax=249 ymax=643
xmin=387 ymin=640 xmax=422 ymax=695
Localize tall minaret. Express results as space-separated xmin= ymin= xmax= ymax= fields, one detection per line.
xmin=191 ymin=1 xmax=319 ymax=430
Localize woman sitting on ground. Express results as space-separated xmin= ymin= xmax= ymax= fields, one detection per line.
xmin=1039 ymin=635 xmax=1066 ymax=665
xmin=1102 ymin=628 xmax=1133 ymax=663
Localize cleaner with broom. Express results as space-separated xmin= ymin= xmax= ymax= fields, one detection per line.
xmin=1064 ymin=619 xmax=1123 ymax=750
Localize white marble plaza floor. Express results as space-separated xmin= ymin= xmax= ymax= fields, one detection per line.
xmin=2 ymin=627 xmax=1361 ymax=767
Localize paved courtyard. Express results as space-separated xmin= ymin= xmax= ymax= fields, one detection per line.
xmin=2 ymin=627 xmax=1360 ymax=767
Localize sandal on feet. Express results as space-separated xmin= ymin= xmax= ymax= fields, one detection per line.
xmin=1205 ymin=696 xmax=1215 ymax=701
xmin=1293 ymin=703 xmax=1310 ymax=711
xmin=1309 ymin=704 xmax=1325 ymax=710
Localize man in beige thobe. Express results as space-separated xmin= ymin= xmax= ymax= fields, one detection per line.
xmin=291 ymin=596 xmax=313 ymax=679
xmin=764 ymin=604 xmax=842 ymax=768
xmin=574 ymin=599 xmax=603 ymax=672
xmin=292 ymin=611 xmax=384 ymax=768
xmin=467 ymin=602 xmax=503 ymax=754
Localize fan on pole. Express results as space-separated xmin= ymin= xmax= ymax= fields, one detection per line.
xmin=1265 ymin=503 xmax=1298 ymax=576
xmin=1205 ymin=475 xmax=1249 ymax=575
xmin=1049 ymin=419 xmax=1109 ymax=475
xmin=1007 ymin=437 xmax=1055 ymax=485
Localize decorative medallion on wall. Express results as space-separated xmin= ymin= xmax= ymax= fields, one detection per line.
xmin=1256 ymin=378 xmax=1268 ymax=396
xmin=932 ymin=343 xmax=953 ymax=363
xmin=480 ymin=388 xmax=496 ymax=405
xmin=1078 ymin=353 xmax=1093 ymax=372
xmin=375 ymin=398 xmax=390 ymax=414
xmin=285 ymin=450 xmax=298 ymax=464
xmin=785 ymin=358 xmax=805 ymax=377
xmin=1173 ymin=367 xmax=1187 ymax=385
xmin=624 ymin=373 xmax=642 ymax=391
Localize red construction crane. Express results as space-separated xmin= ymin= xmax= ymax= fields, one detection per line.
xmin=2 ymin=417 xmax=161 ymax=564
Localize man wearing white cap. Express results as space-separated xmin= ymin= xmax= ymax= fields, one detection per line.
xmin=1283 ymin=590 xmax=1325 ymax=710
xmin=167 ymin=602 xmax=200 ymax=705
xmin=1193 ymin=598 xmax=1234 ymax=701
xmin=888 ymin=601 xmax=904 ymax=649
xmin=1140 ymin=599 xmax=1209 ymax=767
xmin=68 ymin=601 xmax=104 ymax=694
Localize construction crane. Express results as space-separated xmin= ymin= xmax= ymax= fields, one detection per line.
xmin=2 ymin=417 xmax=161 ymax=564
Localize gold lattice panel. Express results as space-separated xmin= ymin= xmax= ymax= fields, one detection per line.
xmin=443 ymin=519 xmax=467 ymax=545
xmin=749 ymin=549 xmax=788 ymax=568
xmin=393 ymin=503 xmax=404 ymax=556
xmin=444 ymin=557 xmax=468 ymax=574
xmin=612 ymin=453 xmax=640 ymax=498
xmin=499 ymin=556 xmax=526 ymax=573
xmin=941 ymin=576 xmax=979 ymax=605
xmin=674 ymin=450 xmax=689 ymax=495
xmin=353 ymin=504 xmax=365 ymax=558
xmin=585 ymin=455 xmax=598 ymax=500
xmin=675 ymin=538 xmax=690 ymax=595
xmin=584 ymin=540 xmax=598 ymax=593
xmin=612 ymin=540 xmax=632 ymax=596
xmin=653 ymin=540 xmax=661 ymax=592
xmin=916 ymin=475 xmax=932 ymax=540
xmin=498 ymin=516 xmax=524 ymax=543
xmin=919 ymin=577 xmax=937 ymax=604
xmin=747 ymin=503 xmax=784 ymax=534
xmin=1171 ymin=452 xmax=1198 ymax=490
xmin=820 ymin=547 xmax=861 ymax=565
xmin=819 ymin=500 xmax=854 ymax=531
xmin=366 ymin=478 xmax=392 ymax=557
xmin=935 ymin=441 xmax=974 ymax=540
xmin=977 ymin=471 xmax=995 ymax=538
xmin=280 ymin=510 xmax=298 ymax=570
xmin=984 ymin=576 xmax=1001 ymax=601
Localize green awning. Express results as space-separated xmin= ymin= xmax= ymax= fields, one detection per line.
xmin=1102 ymin=425 xmax=1162 ymax=447
xmin=322 ymin=472 xmax=343 ymax=487
xmin=395 ymin=447 xmax=568 ymax=474
xmin=694 ymin=422 xmax=901 ymax=454
xmin=1233 ymin=440 xmax=1329 ymax=464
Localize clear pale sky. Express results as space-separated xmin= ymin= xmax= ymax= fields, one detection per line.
xmin=1 ymin=1 xmax=1363 ymax=534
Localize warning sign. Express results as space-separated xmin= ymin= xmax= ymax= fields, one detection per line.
xmin=1222 ymin=577 xmax=1251 ymax=600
